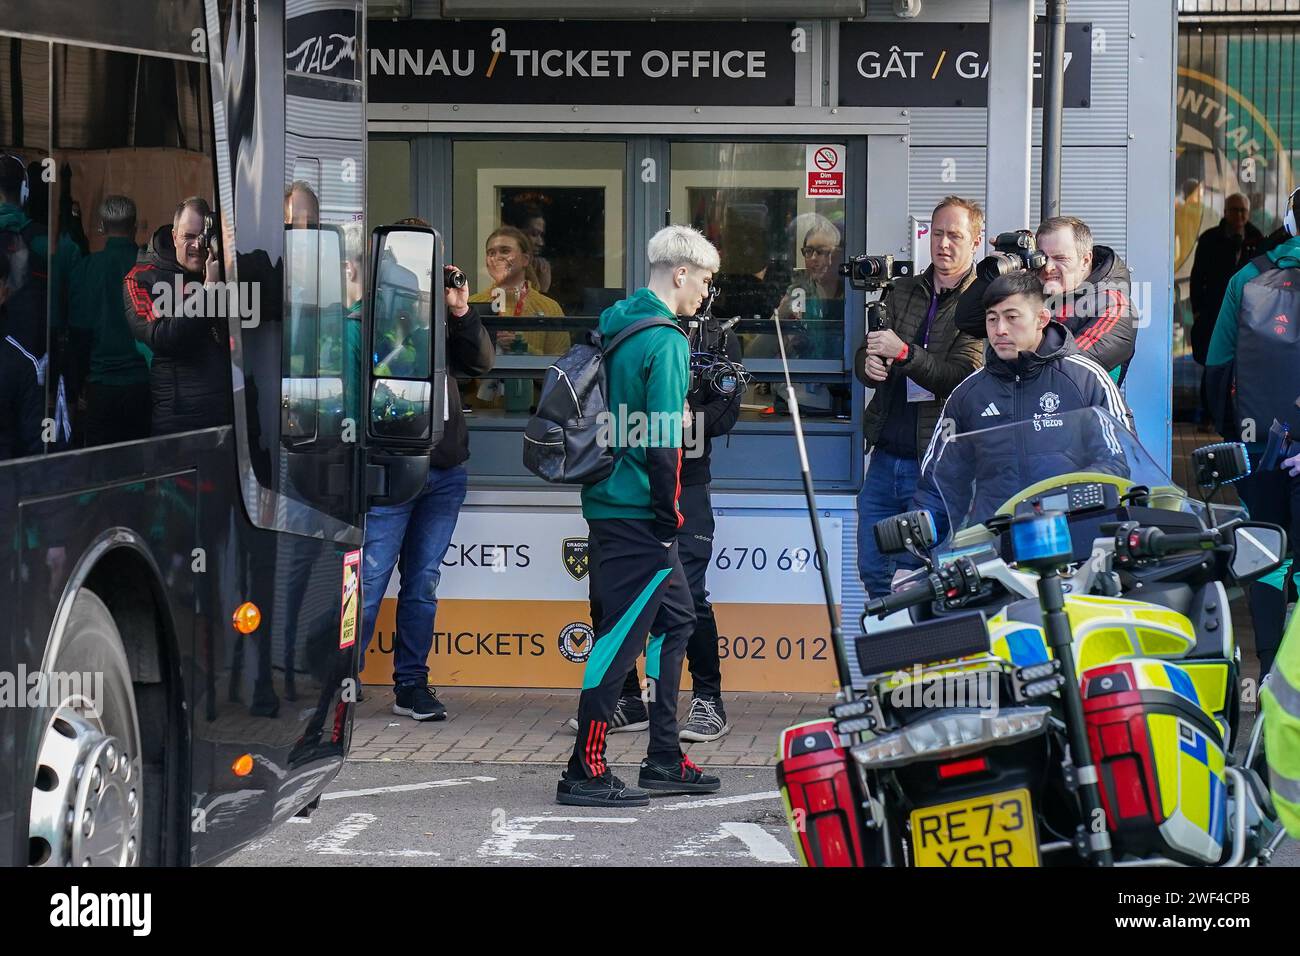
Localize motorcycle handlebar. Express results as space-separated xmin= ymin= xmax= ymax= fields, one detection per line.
xmin=863 ymin=557 xmax=982 ymax=619
xmin=1124 ymin=526 xmax=1221 ymax=559
xmin=864 ymin=580 xmax=937 ymax=617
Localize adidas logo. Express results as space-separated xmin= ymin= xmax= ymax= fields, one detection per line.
xmin=980 ymin=403 xmax=1001 ymax=417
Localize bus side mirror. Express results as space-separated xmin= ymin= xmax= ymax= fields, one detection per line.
xmin=368 ymin=224 xmax=445 ymax=450
xmin=365 ymin=224 xmax=446 ymax=507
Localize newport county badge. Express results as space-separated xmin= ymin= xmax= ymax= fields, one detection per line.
xmin=559 ymin=622 xmax=595 ymax=663
xmin=563 ymin=537 xmax=590 ymax=581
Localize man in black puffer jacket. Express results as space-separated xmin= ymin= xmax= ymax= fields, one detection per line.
xmin=912 ymin=272 xmax=1132 ymax=543
xmin=955 ymin=217 xmax=1139 ymax=387
xmin=123 ymin=197 xmax=231 ymax=435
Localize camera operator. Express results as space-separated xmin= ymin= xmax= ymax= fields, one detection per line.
xmin=851 ymin=196 xmax=984 ymax=598
xmin=668 ymin=305 xmax=745 ymax=740
xmin=955 ymin=216 xmax=1139 ymax=389
xmin=123 ymin=196 xmax=230 ymax=436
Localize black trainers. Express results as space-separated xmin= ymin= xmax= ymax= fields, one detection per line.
xmin=565 ymin=695 xmax=649 ymax=733
xmin=678 ymin=695 xmax=731 ymax=743
xmin=392 ymin=683 xmax=447 ymax=721
xmin=638 ymin=754 xmax=721 ymax=794
xmin=556 ymin=771 xmax=650 ymax=807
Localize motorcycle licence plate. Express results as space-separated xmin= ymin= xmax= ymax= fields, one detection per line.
xmin=910 ymin=788 xmax=1039 ymax=867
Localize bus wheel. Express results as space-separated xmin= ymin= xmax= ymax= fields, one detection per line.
xmin=28 ymin=589 xmax=144 ymax=867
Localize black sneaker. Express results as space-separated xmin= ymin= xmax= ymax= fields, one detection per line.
xmin=638 ymin=754 xmax=721 ymax=794
xmin=392 ymin=683 xmax=447 ymax=721
xmin=556 ymin=771 xmax=650 ymax=807
xmin=678 ymin=696 xmax=731 ymax=743
xmin=565 ymin=695 xmax=649 ymax=733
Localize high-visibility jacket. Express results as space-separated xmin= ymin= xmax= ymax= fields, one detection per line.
xmin=1262 ymin=608 xmax=1300 ymax=835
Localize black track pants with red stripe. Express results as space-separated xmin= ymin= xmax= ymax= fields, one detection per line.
xmin=568 ymin=518 xmax=696 ymax=779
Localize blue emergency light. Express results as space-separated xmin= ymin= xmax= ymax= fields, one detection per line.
xmin=1010 ymin=511 xmax=1073 ymax=571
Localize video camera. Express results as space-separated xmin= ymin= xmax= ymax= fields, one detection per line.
xmin=839 ymin=254 xmax=915 ymax=333
xmin=976 ymin=229 xmax=1048 ymax=282
xmin=839 ymin=254 xmax=914 ymax=292
xmin=688 ymin=285 xmax=751 ymax=398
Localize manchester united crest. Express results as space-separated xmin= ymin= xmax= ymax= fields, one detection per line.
xmin=562 ymin=537 xmax=590 ymax=581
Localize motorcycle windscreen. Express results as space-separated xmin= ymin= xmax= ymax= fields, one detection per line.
xmin=921 ymin=407 xmax=1191 ymax=543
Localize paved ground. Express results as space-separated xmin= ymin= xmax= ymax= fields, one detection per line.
xmin=348 ymin=688 xmax=829 ymax=767
xmin=224 ymin=761 xmax=797 ymax=866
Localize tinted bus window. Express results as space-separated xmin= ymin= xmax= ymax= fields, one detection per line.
xmin=0 ymin=39 xmax=50 ymax=462
xmin=49 ymin=43 xmax=216 ymax=452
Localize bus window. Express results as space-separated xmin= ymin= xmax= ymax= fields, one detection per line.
xmin=0 ymin=39 xmax=51 ymax=462
xmin=46 ymin=42 xmax=215 ymax=451
xmin=450 ymin=140 xmax=625 ymax=418
xmin=670 ymin=142 xmax=849 ymax=421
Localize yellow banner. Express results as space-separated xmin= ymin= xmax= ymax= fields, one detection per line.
xmin=359 ymin=599 xmax=840 ymax=692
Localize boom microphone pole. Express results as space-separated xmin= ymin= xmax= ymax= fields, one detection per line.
xmin=773 ymin=312 xmax=854 ymax=699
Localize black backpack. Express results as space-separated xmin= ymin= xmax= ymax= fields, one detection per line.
xmin=523 ymin=316 xmax=683 ymax=484
xmin=1234 ymin=253 xmax=1300 ymax=434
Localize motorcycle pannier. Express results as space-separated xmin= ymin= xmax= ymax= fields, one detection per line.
xmin=776 ymin=719 xmax=869 ymax=867
xmin=1082 ymin=659 xmax=1228 ymax=864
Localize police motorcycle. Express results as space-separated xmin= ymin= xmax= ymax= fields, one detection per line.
xmin=775 ymin=407 xmax=1290 ymax=867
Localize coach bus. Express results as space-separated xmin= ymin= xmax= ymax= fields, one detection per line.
xmin=0 ymin=0 xmax=444 ymax=866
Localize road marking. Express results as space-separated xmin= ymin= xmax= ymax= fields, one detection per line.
xmin=322 ymin=775 xmax=496 ymax=801
xmin=649 ymin=790 xmax=781 ymax=811
xmin=722 ymin=822 xmax=796 ymax=864
xmin=478 ymin=815 xmax=637 ymax=861
xmin=305 ymin=811 xmax=439 ymax=858
xmin=306 ymin=812 xmax=376 ymax=854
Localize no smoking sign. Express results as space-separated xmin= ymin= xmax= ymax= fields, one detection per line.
xmin=805 ymin=144 xmax=845 ymax=198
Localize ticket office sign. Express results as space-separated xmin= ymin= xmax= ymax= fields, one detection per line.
xmin=358 ymin=511 xmax=843 ymax=692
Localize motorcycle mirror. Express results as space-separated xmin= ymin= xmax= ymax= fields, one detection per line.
xmin=874 ymin=510 xmax=937 ymax=557
xmin=1230 ymin=522 xmax=1287 ymax=583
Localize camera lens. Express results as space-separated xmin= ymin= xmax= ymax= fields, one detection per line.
xmin=445 ymin=268 xmax=467 ymax=289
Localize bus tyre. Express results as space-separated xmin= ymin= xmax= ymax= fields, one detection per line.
xmin=27 ymin=589 xmax=144 ymax=867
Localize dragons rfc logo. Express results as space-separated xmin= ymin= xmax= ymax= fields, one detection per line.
xmin=562 ymin=537 xmax=590 ymax=581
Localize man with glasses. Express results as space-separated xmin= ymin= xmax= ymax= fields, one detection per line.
xmin=124 ymin=196 xmax=231 ymax=435
xmin=853 ymin=195 xmax=984 ymax=598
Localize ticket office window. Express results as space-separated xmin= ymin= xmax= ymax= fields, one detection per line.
xmin=451 ymin=140 xmax=626 ymax=417
xmin=409 ymin=134 xmax=866 ymax=489
xmin=670 ymin=141 xmax=850 ymax=424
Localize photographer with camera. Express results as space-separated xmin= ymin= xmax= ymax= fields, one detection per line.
xmin=123 ymin=196 xmax=230 ymax=436
xmin=851 ymin=196 xmax=984 ymax=598
xmin=955 ymin=216 xmax=1139 ymax=389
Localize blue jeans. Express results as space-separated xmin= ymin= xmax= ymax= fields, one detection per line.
xmin=359 ymin=464 xmax=468 ymax=686
xmin=856 ymin=448 xmax=920 ymax=599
